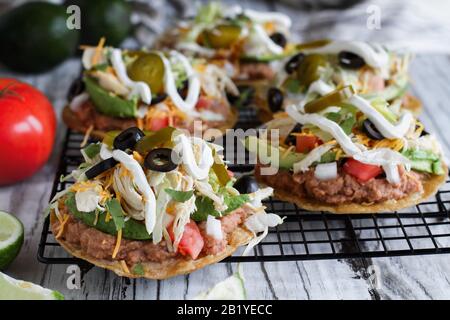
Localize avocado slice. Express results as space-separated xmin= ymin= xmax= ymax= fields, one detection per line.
xmin=244 ymin=136 xmax=305 ymax=170
xmin=379 ymin=75 xmax=408 ymax=101
xmin=84 ymin=76 xmax=137 ymax=118
xmin=65 ymin=193 xmax=151 ymax=240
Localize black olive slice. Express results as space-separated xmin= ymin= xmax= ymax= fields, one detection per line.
xmin=233 ymin=175 xmax=259 ymax=194
xmin=269 ymin=32 xmax=287 ymax=48
xmin=362 ymin=119 xmax=384 ymax=140
xmin=338 ymin=51 xmax=366 ymax=69
xmin=85 ymin=158 xmax=118 ymax=180
xmin=284 ymin=123 xmax=303 ymax=146
xmin=150 ymin=92 xmax=168 ymax=105
xmin=267 ymin=87 xmax=284 ymax=113
xmin=144 ymin=148 xmax=178 ymax=172
xmin=113 ymin=127 xmax=145 ymax=151
xmin=284 ymin=53 xmax=305 ymax=74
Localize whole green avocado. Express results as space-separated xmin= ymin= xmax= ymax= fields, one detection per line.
xmin=66 ymin=0 xmax=132 ymax=47
xmin=0 ymin=2 xmax=79 ymax=73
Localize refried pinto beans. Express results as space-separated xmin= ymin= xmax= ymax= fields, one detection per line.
xmin=255 ymin=164 xmax=423 ymax=205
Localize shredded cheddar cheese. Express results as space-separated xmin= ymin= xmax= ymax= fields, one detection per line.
xmin=80 ymin=125 xmax=94 ymax=148
xmin=91 ymin=37 xmax=105 ymax=66
xmin=112 ymin=229 xmax=122 ymax=259
xmin=55 ymin=214 xmax=70 ymax=239
xmin=137 ymin=118 xmax=144 ymax=131
xmin=120 ymin=260 xmax=130 ymax=274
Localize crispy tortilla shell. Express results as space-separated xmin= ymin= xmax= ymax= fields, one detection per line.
xmin=62 ymin=105 xmax=239 ymax=141
xmin=50 ymin=211 xmax=252 ymax=279
xmin=256 ymin=166 xmax=447 ymax=214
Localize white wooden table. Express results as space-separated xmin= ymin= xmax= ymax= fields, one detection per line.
xmin=1 ymin=0 xmax=450 ymax=300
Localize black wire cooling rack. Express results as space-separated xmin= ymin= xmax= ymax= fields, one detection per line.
xmin=38 ymin=108 xmax=450 ymax=271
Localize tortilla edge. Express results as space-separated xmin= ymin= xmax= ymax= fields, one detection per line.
xmin=50 ymin=211 xmax=253 ymax=279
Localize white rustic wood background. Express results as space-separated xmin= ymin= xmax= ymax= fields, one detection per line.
xmin=1 ymin=0 xmax=450 ymax=299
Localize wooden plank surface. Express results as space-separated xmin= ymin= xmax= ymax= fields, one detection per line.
xmin=1 ymin=0 xmax=450 ymax=300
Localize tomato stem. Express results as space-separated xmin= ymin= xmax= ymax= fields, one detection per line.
xmin=0 ymin=82 xmax=24 ymax=101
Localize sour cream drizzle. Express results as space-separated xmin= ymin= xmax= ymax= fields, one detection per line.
xmin=303 ymin=41 xmax=389 ymax=70
xmin=156 ymin=51 xmax=201 ymax=115
xmin=110 ymin=49 xmax=152 ymax=104
xmin=286 ymin=105 xmax=361 ymax=155
xmin=348 ymin=95 xmax=413 ymax=139
xmin=112 ymin=150 xmax=156 ymax=235
xmin=225 ymin=6 xmax=292 ymax=30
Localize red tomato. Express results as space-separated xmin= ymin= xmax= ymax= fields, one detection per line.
xmin=149 ymin=116 xmax=169 ymax=131
xmin=296 ymin=135 xmax=321 ymax=153
xmin=168 ymin=220 xmax=204 ymax=259
xmin=0 ymin=79 xmax=56 ymax=185
xmin=343 ymin=158 xmax=383 ymax=182
xmin=196 ymin=96 xmax=212 ymax=110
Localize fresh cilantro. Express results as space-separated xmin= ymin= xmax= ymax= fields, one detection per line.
xmin=320 ymin=151 xmax=337 ymax=163
xmin=82 ymin=143 xmax=101 ymax=159
xmin=191 ymin=193 xmax=250 ymax=221
xmin=132 ymin=263 xmax=145 ymax=276
xmin=340 ymin=114 xmax=356 ymax=135
xmin=165 ymin=189 xmax=194 ymax=202
xmin=191 ymin=196 xmax=220 ymax=222
xmin=326 ymin=112 xmax=340 ymax=123
xmin=105 ymin=199 xmax=125 ymax=231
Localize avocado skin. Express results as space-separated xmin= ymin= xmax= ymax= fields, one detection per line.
xmin=0 ymin=2 xmax=79 ymax=73
xmin=65 ymin=193 xmax=151 ymax=241
xmin=66 ymin=0 xmax=131 ymax=47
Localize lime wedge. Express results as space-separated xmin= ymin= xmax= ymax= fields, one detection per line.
xmin=0 ymin=272 xmax=64 ymax=300
xmin=194 ymin=272 xmax=246 ymax=300
xmin=0 ymin=211 xmax=24 ymax=270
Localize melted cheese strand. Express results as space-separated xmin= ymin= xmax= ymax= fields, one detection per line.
xmin=112 ymin=150 xmax=156 ymax=235
xmin=110 ymin=49 xmax=152 ymax=104
xmin=156 ymin=51 xmax=200 ymax=115
xmin=348 ymin=95 xmax=413 ymax=139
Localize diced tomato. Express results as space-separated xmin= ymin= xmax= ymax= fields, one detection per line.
xmin=343 ymin=158 xmax=383 ymax=182
xmin=168 ymin=220 xmax=204 ymax=259
xmin=149 ymin=117 xmax=169 ymax=131
xmin=296 ymin=135 xmax=321 ymax=153
xmin=196 ymin=96 xmax=212 ymax=110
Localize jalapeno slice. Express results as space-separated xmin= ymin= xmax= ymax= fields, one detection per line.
xmin=296 ymin=39 xmax=330 ymax=50
xmin=128 ymin=53 xmax=165 ymax=94
xmin=296 ymin=54 xmax=328 ymax=88
xmin=200 ymin=24 xmax=242 ymax=49
xmin=304 ymin=86 xmax=355 ymax=113
xmin=134 ymin=126 xmax=176 ymax=154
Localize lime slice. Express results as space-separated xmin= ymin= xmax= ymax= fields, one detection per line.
xmin=0 ymin=211 xmax=24 ymax=270
xmin=0 ymin=272 xmax=64 ymax=300
xmin=194 ymin=272 xmax=246 ymax=300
